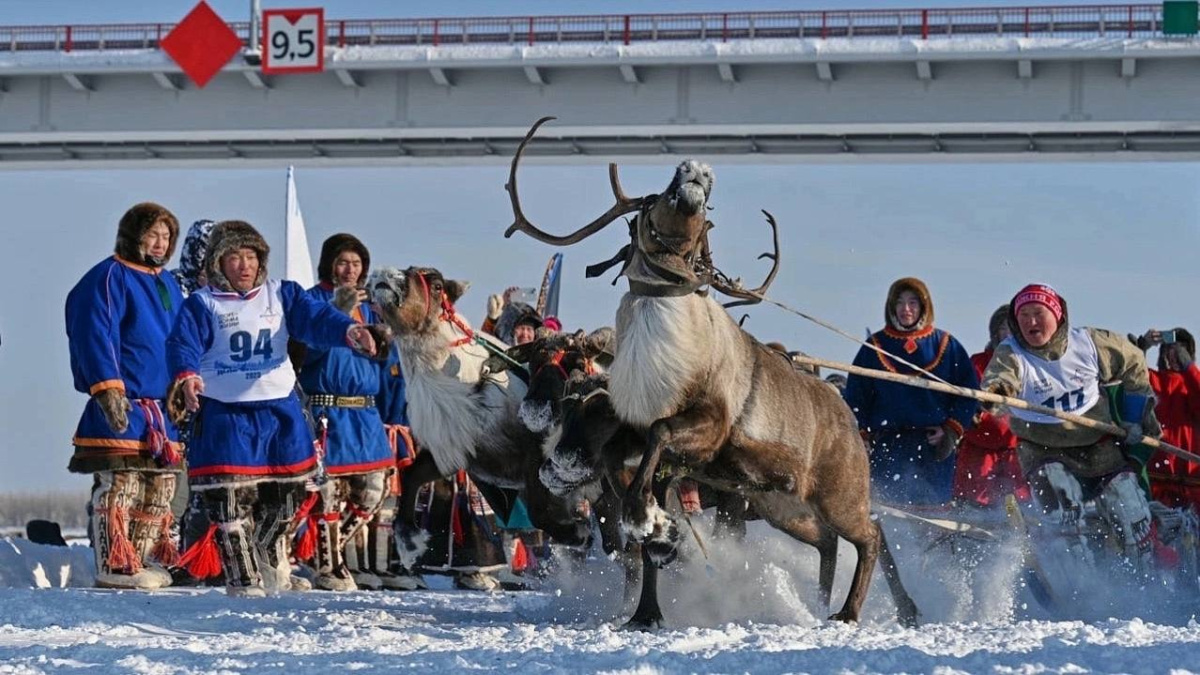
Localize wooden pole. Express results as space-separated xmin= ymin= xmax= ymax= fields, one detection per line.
xmin=792 ymin=354 xmax=1200 ymax=465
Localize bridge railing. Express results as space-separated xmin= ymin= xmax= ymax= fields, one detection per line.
xmin=0 ymin=4 xmax=1168 ymax=53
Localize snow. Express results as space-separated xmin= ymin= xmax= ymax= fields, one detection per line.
xmin=0 ymin=516 xmax=1198 ymax=673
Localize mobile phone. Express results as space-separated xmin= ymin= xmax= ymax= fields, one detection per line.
xmin=1162 ymin=330 xmax=1177 ymax=344
xmin=510 ymin=287 xmax=538 ymax=306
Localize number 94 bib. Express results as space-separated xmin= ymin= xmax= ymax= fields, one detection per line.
xmin=1007 ymin=327 xmax=1100 ymax=425
xmin=196 ymin=280 xmax=297 ymax=403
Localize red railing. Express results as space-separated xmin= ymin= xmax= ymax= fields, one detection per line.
xmin=0 ymin=4 xmax=1166 ymax=53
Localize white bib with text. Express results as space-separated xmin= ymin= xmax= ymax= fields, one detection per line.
xmin=196 ymin=280 xmax=296 ymax=403
xmin=1006 ymin=327 xmax=1100 ymax=425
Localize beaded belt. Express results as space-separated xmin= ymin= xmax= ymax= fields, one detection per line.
xmin=309 ymin=394 xmax=375 ymax=408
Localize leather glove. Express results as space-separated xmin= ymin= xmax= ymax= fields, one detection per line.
xmin=486 ymin=294 xmax=504 ymax=321
xmin=333 ymin=285 xmax=360 ymax=314
xmin=94 ymin=388 xmax=131 ymax=434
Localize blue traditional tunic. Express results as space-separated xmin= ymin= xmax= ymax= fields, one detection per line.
xmin=167 ymin=279 xmax=357 ymax=480
xmin=844 ymin=324 xmax=979 ymax=505
xmin=66 ymin=256 xmax=184 ymax=472
xmin=298 ymin=283 xmax=394 ymax=475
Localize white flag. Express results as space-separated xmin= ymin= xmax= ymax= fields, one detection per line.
xmin=285 ymin=165 xmax=315 ymax=289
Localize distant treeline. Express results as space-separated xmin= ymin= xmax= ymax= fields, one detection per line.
xmin=0 ymin=491 xmax=89 ymax=530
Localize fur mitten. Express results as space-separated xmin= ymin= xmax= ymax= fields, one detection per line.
xmin=333 ymin=285 xmax=360 ymax=314
xmin=94 ymin=388 xmax=131 ymax=434
xmin=348 ymin=324 xmax=393 ymax=361
xmin=166 ymin=378 xmax=190 ymax=426
xmin=981 ymin=382 xmax=1012 ymax=414
xmin=929 ymin=424 xmax=961 ymax=462
xmin=486 ymin=294 xmax=504 ymax=321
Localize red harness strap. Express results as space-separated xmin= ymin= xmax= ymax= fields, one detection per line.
xmin=416 ymin=272 xmax=475 ymax=349
xmin=533 ymin=350 xmax=596 ymax=380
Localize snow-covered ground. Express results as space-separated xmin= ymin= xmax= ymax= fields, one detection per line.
xmin=0 ymin=518 xmax=1198 ymax=674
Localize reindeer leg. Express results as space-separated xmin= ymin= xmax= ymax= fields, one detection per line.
xmin=393 ymin=451 xmax=443 ymax=577
xmin=622 ymin=401 xmax=727 ymax=554
xmin=752 ymin=500 xmax=838 ymax=615
xmin=877 ymin=521 xmax=920 ymax=627
xmin=622 ymin=478 xmax=672 ymax=630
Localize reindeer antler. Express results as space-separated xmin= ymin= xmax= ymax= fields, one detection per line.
xmin=714 ymin=210 xmax=781 ymax=308
xmin=504 ymin=116 xmax=647 ymax=246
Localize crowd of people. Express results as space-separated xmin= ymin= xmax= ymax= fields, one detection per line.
xmin=64 ymin=202 xmax=1200 ymax=594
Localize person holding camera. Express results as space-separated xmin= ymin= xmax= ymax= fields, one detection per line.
xmin=1132 ymin=327 xmax=1200 ymax=509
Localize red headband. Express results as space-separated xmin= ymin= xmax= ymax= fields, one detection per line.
xmin=1013 ymin=284 xmax=1063 ymax=321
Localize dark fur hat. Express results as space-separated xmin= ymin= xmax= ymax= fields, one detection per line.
xmin=317 ymin=233 xmax=370 ymax=284
xmin=114 ymin=202 xmax=179 ymax=268
xmin=205 ymin=220 xmax=269 ymax=292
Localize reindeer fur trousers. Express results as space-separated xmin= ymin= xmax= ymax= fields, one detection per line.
xmin=90 ymin=470 xmax=178 ymax=576
xmin=194 ymin=480 xmax=307 ymax=591
xmin=314 ymin=470 xmax=389 ymax=580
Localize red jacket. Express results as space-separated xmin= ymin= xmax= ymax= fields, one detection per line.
xmin=952 ymin=350 xmax=1030 ymax=506
xmin=1148 ymin=365 xmax=1200 ymax=509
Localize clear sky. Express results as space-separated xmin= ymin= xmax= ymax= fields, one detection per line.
xmin=1 ymin=0 xmax=1196 ymax=492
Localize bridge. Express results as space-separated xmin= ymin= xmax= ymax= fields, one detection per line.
xmin=1 ymin=4 xmax=1200 ymax=168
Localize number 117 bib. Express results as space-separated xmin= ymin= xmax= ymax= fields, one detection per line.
xmin=1006 ymin=326 xmax=1100 ymax=425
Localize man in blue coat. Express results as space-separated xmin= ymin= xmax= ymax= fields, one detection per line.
xmin=295 ymin=234 xmax=396 ymax=591
xmin=166 ymin=221 xmax=386 ymax=597
xmin=66 ymin=202 xmax=185 ymax=590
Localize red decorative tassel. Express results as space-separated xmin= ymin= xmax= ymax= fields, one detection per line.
xmin=511 ymin=538 xmax=529 ymax=574
xmin=107 ymin=507 xmax=142 ymax=574
xmin=176 ymin=523 xmax=222 ymax=579
xmin=451 ymin=472 xmax=466 ymax=547
xmin=294 ymin=516 xmax=319 ymax=563
xmin=152 ymin=514 xmax=180 ymax=567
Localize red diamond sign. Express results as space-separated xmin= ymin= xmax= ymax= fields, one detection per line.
xmin=161 ymin=1 xmax=243 ymax=89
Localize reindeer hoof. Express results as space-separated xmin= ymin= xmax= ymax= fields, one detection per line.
xmin=644 ymin=520 xmax=681 ymax=566
xmin=828 ymin=610 xmax=860 ymax=624
xmin=621 ymin=615 xmax=665 ymax=631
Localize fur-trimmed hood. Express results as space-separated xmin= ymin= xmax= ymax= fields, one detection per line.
xmin=317 ymin=233 xmax=370 ymax=285
xmin=204 ymin=220 xmax=269 ymax=292
xmin=885 ymin=277 xmax=933 ymax=332
xmin=114 ymin=202 xmax=179 ymax=268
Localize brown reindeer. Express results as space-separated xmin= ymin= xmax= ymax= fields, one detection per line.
xmin=504 ymin=117 xmax=918 ymax=628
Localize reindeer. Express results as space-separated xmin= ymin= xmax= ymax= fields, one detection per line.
xmin=366 ymin=266 xmax=591 ymax=583
xmin=503 ymin=117 xmax=918 ymax=628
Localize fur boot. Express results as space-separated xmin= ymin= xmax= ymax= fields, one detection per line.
xmin=92 ymin=471 xmax=165 ymax=590
xmin=198 ymin=483 xmax=264 ymax=595
xmin=128 ymin=472 xmax=178 ymax=586
xmin=254 ymin=480 xmax=309 ymax=592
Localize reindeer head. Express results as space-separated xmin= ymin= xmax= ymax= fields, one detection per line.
xmin=501 ymin=327 xmax=614 ymax=433
xmin=368 ymin=266 xmax=469 ymax=337
xmin=505 ymin=117 xmax=780 ymax=303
